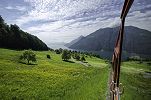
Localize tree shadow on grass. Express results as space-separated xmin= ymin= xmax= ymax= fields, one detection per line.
xmin=18 ymin=61 xmax=37 ymax=65
xmin=83 ymin=61 xmax=88 ymax=63
xmin=63 ymin=60 xmax=75 ymax=63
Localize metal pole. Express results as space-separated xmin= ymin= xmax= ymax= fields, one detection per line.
xmin=110 ymin=0 xmax=134 ymax=100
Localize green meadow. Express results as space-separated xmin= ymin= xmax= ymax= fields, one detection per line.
xmin=0 ymin=48 xmax=150 ymax=100
xmin=120 ymin=61 xmax=151 ymax=100
xmin=0 ymin=48 xmax=109 ymax=100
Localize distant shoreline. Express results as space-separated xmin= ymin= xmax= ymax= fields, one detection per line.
xmin=47 ymin=43 xmax=69 ymax=49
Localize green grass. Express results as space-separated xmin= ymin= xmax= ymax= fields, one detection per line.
xmin=120 ymin=61 xmax=151 ymax=100
xmin=0 ymin=48 xmax=109 ymax=100
xmin=0 ymin=48 xmax=151 ymax=100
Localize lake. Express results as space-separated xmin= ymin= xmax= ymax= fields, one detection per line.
xmin=48 ymin=43 xmax=69 ymax=49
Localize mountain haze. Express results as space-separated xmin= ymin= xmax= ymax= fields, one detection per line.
xmin=68 ymin=26 xmax=151 ymax=57
xmin=65 ymin=35 xmax=84 ymax=47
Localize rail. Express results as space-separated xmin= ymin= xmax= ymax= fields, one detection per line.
xmin=110 ymin=0 xmax=134 ymax=100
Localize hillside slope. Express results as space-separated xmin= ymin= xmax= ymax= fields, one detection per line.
xmin=0 ymin=48 xmax=108 ymax=99
xmin=0 ymin=48 xmax=150 ymax=99
xmin=65 ymin=35 xmax=85 ymax=47
xmin=0 ymin=16 xmax=48 ymax=50
xmin=69 ymin=26 xmax=151 ymax=56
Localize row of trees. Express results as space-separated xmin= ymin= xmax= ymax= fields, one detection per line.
xmin=61 ymin=49 xmax=86 ymax=62
xmin=19 ymin=49 xmax=86 ymax=65
xmin=54 ymin=48 xmax=101 ymax=59
xmin=19 ymin=48 xmax=103 ymax=65
xmin=127 ymin=56 xmax=151 ymax=61
xmin=0 ymin=15 xmax=48 ymax=50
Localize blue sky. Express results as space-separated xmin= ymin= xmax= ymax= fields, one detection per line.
xmin=0 ymin=0 xmax=151 ymax=45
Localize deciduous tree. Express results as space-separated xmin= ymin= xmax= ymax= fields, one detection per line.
xmin=20 ymin=49 xmax=36 ymax=64
xmin=62 ymin=49 xmax=71 ymax=61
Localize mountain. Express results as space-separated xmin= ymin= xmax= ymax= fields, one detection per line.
xmin=0 ymin=16 xmax=48 ymax=50
xmin=65 ymin=35 xmax=84 ymax=47
xmin=68 ymin=26 xmax=151 ymax=58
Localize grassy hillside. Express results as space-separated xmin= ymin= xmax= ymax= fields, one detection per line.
xmin=0 ymin=48 xmax=150 ymax=100
xmin=120 ymin=61 xmax=151 ymax=100
xmin=0 ymin=48 xmax=108 ymax=100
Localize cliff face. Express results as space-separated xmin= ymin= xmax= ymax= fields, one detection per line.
xmin=69 ymin=26 xmax=151 ymax=56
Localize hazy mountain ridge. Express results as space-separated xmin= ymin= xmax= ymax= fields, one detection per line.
xmin=68 ymin=26 xmax=151 ymax=56
xmin=65 ymin=35 xmax=85 ymax=47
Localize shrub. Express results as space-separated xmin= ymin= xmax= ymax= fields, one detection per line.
xmin=73 ymin=53 xmax=80 ymax=61
xmin=128 ymin=56 xmax=141 ymax=61
xmin=47 ymin=54 xmax=51 ymax=59
xmin=75 ymin=55 xmax=80 ymax=61
xmin=81 ymin=56 xmax=86 ymax=62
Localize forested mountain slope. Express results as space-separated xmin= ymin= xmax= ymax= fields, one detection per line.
xmin=0 ymin=16 xmax=48 ymax=50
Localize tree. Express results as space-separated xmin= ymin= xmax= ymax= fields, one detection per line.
xmin=74 ymin=53 xmax=80 ymax=61
xmin=59 ymin=48 xmax=63 ymax=53
xmin=55 ymin=49 xmax=61 ymax=54
xmin=10 ymin=24 xmax=20 ymax=31
xmin=0 ymin=16 xmax=48 ymax=50
xmin=81 ymin=56 xmax=86 ymax=62
xmin=0 ymin=15 xmax=5 ymax=28
xmin=10 ymin=24 xmax=20 ymax=37
xmin=76 ymin=55 xmax=80 ymax=61
xmin=20 ymin=49 xmax=36 ymax=64
xmin=62 ymin=49 xmax=71 ymax=61
xmin=0 ymin=16 xmax=4 ymax=23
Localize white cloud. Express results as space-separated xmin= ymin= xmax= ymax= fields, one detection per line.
xmin=24 ymin=16 xmax=121 ymax=44
xmin=5 ymin=6 xmax=26 ymax=11
xmin=128 ymin=10 xmax=151 ymax=18
xmin=107 ymin=17 xmax=120 ymax=28
xmin=9 ymin=0 xmax=151 ymax=44
xmin=16 ymin=0 xmax=121 ymax=25
xmin=126 ymin=10 xmax=151 ymax=30
xmin=5 ymin=6 xmax=13 ymax=9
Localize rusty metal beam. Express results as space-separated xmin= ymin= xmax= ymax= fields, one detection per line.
xmin=110 ymin=0 xmax=134 ymax=100
xmin=121 ymin=0 xmax=134 ymax=20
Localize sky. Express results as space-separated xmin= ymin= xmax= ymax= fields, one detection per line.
xmin=0 ymin=0 xmax=151 ymax=45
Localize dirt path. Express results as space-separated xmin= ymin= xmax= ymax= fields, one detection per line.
xmin=71 ymin=57 xmax=91 ymax=67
